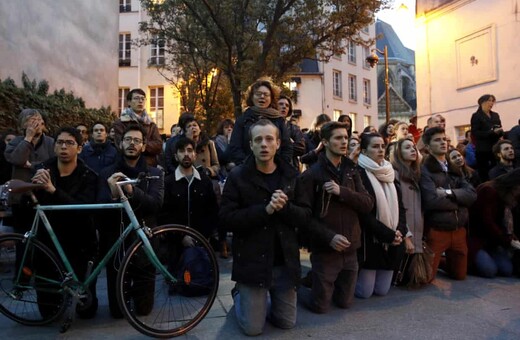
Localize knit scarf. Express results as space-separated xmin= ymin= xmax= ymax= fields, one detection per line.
xmin=121 ymin=107 xmax=153 ymax=125
xmin=358 ymin=153 xmax=399 ymax=230
xmin=248 ymin=106 xmax=283 ymax=119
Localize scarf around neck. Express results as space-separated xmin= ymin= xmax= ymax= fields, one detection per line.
xmin=358 ymin=153 xmax=399 ymax=230
xmin=248 ymin=106 xmax=283 ymax=119
xmin=121 ymin=107 xmax=153 ymax=125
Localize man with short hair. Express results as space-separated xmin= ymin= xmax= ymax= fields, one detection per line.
xmin=112 ymin=88 xmax=163 ymax=166
xmin=97 ymin=124 xmax=164 ymax=318
xmin=76 ymin=124 xmax=89 ymax=146
xmin=164 ymin=114 xmax=220 ymax=176
xmin=220 ymin=119 xmax=306 ymax=336
xmin=489 ymin=140 xmax=516 ymax=179
xmin=79 ymin=122 xmax=117 ymax=174
xmin=296 ymin=121 xmax=373 ymax=313
xmin=31 ymin=127 xmax=98 ymax=318
xmin=420 ymin=127 xmax=477 ymax=281
xmin=161 ymin=136 xmax=218 ymax=239
xmin=505 ymin=119 xmax=520 ymax=165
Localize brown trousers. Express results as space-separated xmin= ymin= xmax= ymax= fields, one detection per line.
xmin=427 ymin=227 xmax=468 ymax=281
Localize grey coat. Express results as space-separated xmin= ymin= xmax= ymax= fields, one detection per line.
xmin=395 ymin=170 xmax=424 ymax=253
xmin=4 ymin=135 xmax=55 ymax=182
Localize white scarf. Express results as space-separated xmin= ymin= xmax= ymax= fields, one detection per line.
xmin=358 ymin=153 xmax=399 ymax=230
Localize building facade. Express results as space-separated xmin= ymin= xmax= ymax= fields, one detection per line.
xmin=119 ymin=0 xmax=181 ymax=134
xmin=290 ymin=23 xmax=379 ymax=133
xmin=415 ymin=0 xmax=519 ymax=143
xmin=0 ymin=0 xmax=119 ymax=110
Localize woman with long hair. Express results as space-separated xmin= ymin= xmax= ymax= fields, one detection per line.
xmin=390 ymin=138 xmax=424 ymax=285
xmin=447 ymin=148 xmax=481 ymax=188
xmin=469 ymin=168 xmax=520 ymax=278
xmin=355 ymin=133 xmax=407 ymax=298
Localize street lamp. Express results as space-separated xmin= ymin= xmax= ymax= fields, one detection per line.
xmin=366 ymin=46 xmax=390 ymax=124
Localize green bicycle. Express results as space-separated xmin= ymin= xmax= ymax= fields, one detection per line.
xmin=0 ymin=177 xmax=219 ymax=338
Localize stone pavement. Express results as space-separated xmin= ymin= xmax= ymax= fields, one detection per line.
xmin=2 ymin=250 xmax=520 ymax=339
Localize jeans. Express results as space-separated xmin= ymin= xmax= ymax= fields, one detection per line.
xmin=474 ymin=247 xmax=513 ymax=278
xmin=355 ymin=269 xmax=394 ymax=298
xmin=234 ymin=266 xmax=297 ymax=336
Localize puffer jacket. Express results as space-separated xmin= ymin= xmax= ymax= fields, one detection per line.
xmin=420 ymin=155 xmax=477 ymax=231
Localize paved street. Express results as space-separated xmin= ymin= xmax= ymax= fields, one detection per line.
xmin=2 ymin=250 xmax=520 ymax=339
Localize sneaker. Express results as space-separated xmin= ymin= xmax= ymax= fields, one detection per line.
xmin=231 ymin=286 xmax=239 ymax=299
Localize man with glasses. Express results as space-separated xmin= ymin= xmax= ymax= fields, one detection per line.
xmin=112 ymin=88 xmax=163 ymax=167
xmin=97 ymin=124 xmax=164 ymax=318
xmin=30 ymin=127 xmax=99 ymax=318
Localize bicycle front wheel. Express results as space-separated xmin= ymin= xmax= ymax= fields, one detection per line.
xmin=117 ymin=225 xmax=219 ymax=338
xmin=0 ymin=233 xmax=67 ymax=325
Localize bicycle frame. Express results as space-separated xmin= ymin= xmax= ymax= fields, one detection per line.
xmin=17 ymin=183 xmax=175 ymax=296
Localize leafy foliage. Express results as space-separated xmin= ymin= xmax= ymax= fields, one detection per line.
xmin=0 ymin=73 xmax=116 ymax=136
xmin=139 ymin=0 xmax=388 ymax=117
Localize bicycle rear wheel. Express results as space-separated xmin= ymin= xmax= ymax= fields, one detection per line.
xmin=117 ymin=225 xmax=219 ymax=338
xmin=0 ymin=233 xmax=67 ymax=325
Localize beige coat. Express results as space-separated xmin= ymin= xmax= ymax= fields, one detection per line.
xmin=395 ymin=170 xmax=424 ymax=253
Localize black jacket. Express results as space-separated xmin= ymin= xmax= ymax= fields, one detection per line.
xmin=160 ymin=167 xmax=218 ymax=238
xmin=470 ymin=109 xmax=503 ymax=153
xmin=420 ymin=155 xmax=477 ymax=231
xmin=296 ymin=153 xmax=373 ymax=253
xmin=34 ymin=158 xmax=98 ymax=259
xmin=358 ymin=167 xmax=407 ymax=270
xmin=227 ymin=108 xmax=293 ymax=166
xmin=97 ymin=155 xmax=164 ymax=229
xmin=219 ymin=155 xmax=306 ymax=288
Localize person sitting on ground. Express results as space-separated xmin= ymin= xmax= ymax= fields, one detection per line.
xmin=468 ymin=168 xmax=520 ymax=278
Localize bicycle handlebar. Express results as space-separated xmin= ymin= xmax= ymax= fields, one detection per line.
xmin=116 ymin=175 xmax=161 ymax=186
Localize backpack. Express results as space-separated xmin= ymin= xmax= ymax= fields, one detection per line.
xmin=175 ymin=246 xmax=214 ymax=297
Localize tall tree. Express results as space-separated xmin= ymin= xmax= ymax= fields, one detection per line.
xmin=140 ymin=0 xmax=388 ymax=118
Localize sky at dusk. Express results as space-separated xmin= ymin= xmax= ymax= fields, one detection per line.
xmin=376 ymin=0 xmax=417 ymax=50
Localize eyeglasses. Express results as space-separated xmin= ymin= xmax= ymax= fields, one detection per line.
xmin=56 ymin=140 xmax=78 ymax=147
xmin=123 ymin=137 xmax=144 ymax=145
xmin=254 ymin=91 xmax=271 ymax=98
xmin=132 ymin=96 xmax=146 ymax=102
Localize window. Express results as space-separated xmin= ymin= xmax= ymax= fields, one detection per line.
xmin=363 ymin=46 xmax=371 ymax=69
xmin=348 ymin=41 xmax=356 ymax=64
xmin=362 ymin=26 xmax=369 ymax=34
xmin=455 ymin=125 xmax=471 ymax=143
xmin=149 ymin=35 xmax=165 ymax=66
xmin=348 ymin=74 xmax=357 ymax=101
xmin=119 ymin=33 xmax=131 ymax=66
xmin=149 ymin=86 xmax=164 ymax=129
xmin=363 ymin=79 xmax=371 ymax=105
xmin=333 ymin=109 xmax=342 ymax=121
xmin=349 ymin=113 xmax=357 ymax=130
xmin=364 ymin=115 xmax=371 ymax=129
xmin=118 ymin=88 xmax=130 ymax=114
xmin=333 ymin=70 xmax=342 ymax=98
xmin=119 ymin=0 xmax=131 ymax=13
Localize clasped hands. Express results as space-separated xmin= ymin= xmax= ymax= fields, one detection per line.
xmin=265 ymin=189 xmax=288 ymax=215
xmin=31 ymin=168 xmax=55 ymax=193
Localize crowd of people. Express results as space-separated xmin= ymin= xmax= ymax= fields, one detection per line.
xmin=1 ymin=80 xmax=520 ymax=335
